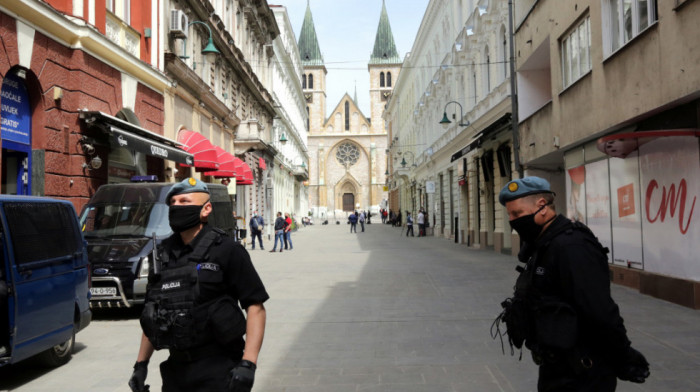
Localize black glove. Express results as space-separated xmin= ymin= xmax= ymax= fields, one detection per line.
xmin=617 ymin=347 xmax=650 ymax=383
xmin=228 ymin=360 xmax=256 ymax=392
xmin=128 ymin=360 xmax=150 ymax=392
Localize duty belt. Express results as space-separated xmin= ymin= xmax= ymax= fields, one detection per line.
xmin=168 ymin=343 xmax=227 ymax=362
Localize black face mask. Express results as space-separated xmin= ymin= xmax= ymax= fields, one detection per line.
xmin=168 ymin=202 xmax=207 ymax=233
xmin=509 ymin=204 xmax=548 ymax=244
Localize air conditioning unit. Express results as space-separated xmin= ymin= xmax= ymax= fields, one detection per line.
xmin=170 ymin=9 xmax=188 ymax=39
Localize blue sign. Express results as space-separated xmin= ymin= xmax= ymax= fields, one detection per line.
xmin=1 ymin=72 xmax=31 ymax=145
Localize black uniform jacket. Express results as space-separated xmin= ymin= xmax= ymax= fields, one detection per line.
xmin=161 ymin=224 xmax=269 ymax=309
xmin=520 ymin=215 xmax=631 ymax=359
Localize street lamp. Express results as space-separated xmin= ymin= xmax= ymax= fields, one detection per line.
xmin=279 ymin=132 xmax=288 ymax=145
xmin=440 ymin=101 xmax=470 ymax=129
xmin=179 ymin=21 xmax=221 ymax=64
xmin=400 ymin=151 xmax=416 ymax=168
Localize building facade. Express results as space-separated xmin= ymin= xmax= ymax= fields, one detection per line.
xmin=514 ymin=0 xmax=700 ymax=308
xmin=1 ymin=0 xmax=173 ymax=212
xmin=161 ymin=0 xmax=279 ymax=229
xmin=385 ymin=0 xmax=516 ymax=252
xmin=269 ymin=5 xmax=309 ymax=227
xmin=302 ymin=1 xmax=391 ymax=220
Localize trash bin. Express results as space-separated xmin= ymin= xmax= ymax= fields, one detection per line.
xmin=238 ymin=228 xmax=247 ymax=239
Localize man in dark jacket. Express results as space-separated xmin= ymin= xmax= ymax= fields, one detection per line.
xmin=498 ymin=176 xmax=649 ymax=392
xmin=270 ymin=212 xmax=286 ymax=253
xmin=249 ymin=212 xmax=264 ymax=250
xmin=348 ymin=211 xmax=358 ymax=233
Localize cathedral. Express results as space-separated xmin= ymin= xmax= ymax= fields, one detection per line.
xmin=300 ymin=1 xmax=400 ymax=219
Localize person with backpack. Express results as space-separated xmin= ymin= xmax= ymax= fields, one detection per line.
xmin=495 ymin=177 xmax=649 ymax=392
xmin=348 ymin=211 xmax=358 ymax=233
xmin=249 ymin=212 xmax=264 ymax=250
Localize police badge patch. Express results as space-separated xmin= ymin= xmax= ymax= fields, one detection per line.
xmin=197 ymin=263 xmax=221 ymax=272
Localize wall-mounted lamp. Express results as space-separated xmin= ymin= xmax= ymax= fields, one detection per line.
xmin=440 ymin=101 xmax=470 ymax=129
xmin=400 ymin=151 xmax=416 ymax=168
xmin=279 ymin=132 xmax=288 ymax=144
xmin=82 ymin=155 xmax=103 ymax=170
xmin=179 ymin=21 xmax=221 ymax=64
xmin=385 ymin=169 xmax=389 ymax=175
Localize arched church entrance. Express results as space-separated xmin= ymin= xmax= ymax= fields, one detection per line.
xmin=342 ymin=193 xmax=355 ymax=211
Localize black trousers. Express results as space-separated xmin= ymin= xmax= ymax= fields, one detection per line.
xmin=537 ymin=353 xmax=617 ymax=392
xmin=161 ymin=353 xmax=236 ymax=392
xmin=406 ymin=225 xmax=414 ymax=236
xmin=251 ymin=230 xmax=263 ymax=248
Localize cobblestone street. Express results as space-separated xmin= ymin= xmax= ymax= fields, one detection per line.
xmin=2 ymin=223 xmax=700 ymax=391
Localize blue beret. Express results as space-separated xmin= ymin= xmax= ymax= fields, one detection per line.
xmin=166 ymin=177 xmax=209 ymax=203
xmin=499 ymin=177 xmax=554 ymax=206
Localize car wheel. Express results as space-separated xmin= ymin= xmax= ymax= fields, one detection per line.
xmin=38 ymin=330 xmax=75 ymax=367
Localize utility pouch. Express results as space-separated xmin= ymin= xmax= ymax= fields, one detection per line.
xmin=533 ymin=298 xmax=578 ymax=350
xmin=208 ymin=296 xmax=247 ymax=345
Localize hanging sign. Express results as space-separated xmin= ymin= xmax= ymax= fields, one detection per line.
xmin=1 ymin=72 xmax=31 ymax=145
xmin=425 ymin=181 xmax=436 ymax=194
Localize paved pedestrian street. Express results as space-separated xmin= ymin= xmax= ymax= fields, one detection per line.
xmin=2 ymin=223 xmax=700 ymax=391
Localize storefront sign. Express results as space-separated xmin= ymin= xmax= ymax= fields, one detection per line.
xmin=1 ymin=72 xmax=31 ymax=145
xmin=425 ymin=181 xmax=435 ymax=194
xmin=639 ymin=136 xmax=700 ymax=280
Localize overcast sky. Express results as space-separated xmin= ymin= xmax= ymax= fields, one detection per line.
xmin=271 ymin=0 xmax=429 ymax=116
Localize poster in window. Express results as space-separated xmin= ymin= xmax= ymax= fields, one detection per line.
xmin=610 ymin=152 xmax=643 ymax=268
xmin=639 ymin=136 xmax=700 ymax=281
xmin=566 ymin=165 xmax=586 ymax=222
xmin=585 ymin=160 xmax=612 ymax=254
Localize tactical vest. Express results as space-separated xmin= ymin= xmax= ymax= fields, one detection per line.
xmin=140 ymin=229 xmax=246 ymax=350
xmin=493 ymin=219 xmax=608 ymax=356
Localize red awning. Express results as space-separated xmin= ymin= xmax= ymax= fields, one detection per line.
xmin=259 ymin=157 xmax=267 ymax=170
xmin=234 ymin=158 xmax=254 ymax=185
xmin=177 ymin=129 xmax=219 ymax=171
xmin=596 ymin=129 xmax=700 ymax=158
xmin=203 ymin=146 xmax=236 ymax=178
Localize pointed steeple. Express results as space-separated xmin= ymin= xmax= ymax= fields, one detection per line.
xmin=354 ymin=81 xmax=358 ymax=105
xmin=298 ymin=1 xmax=324 ymax=66
xmin=369 ymin=0 xmax=401 ymax=65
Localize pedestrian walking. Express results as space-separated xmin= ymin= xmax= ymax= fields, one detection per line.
xmin=348 ymin=211 xmax=358 ymax=233
xmin=129 ymin=178 xmax=268 ymax=392
xmin=494 ymin=177 xmax=649 ymax=392
xmin=417 ymin=209 xmax=425 ymax=237
xmin=284 ymin=213 xmax=293 ymax=250
xmin=405 ymin=212 xmax=414 ymax=237
xmin=249 ymin=212 xmax=264 ymax=250
xmin=270 ymin=212 xmax=286 ymax=252
xmin=381 ymin=209 xmax=387 ymax=224
xmin=359 ymin=211 xmax=366 ymax=232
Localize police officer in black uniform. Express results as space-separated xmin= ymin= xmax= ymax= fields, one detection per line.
xmin=128 ymin=178 xmax=269 ymax=392
xmin=497 ymin=177 xmax=649 ymax=392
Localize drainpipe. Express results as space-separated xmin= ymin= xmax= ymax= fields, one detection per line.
xmin=508 ymin=0 xmax=524 ymax=178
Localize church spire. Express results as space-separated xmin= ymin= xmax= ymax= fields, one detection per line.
xmin=298 ymin=1 xmax=324 ymax=66
xmin=369 ymin=0 xmax=401 ymax=65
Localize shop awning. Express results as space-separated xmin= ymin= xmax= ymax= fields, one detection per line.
xmin=79 ymin=111 xmax=194 ymax=165
xmin=234 ymin=158 xmax=254 ymax=185
xmin=177 ymin=129 xmax=219 ymax=171
xmin=450 ymin=137 xmax=482 ymax=162
xmin=596 ymin=129 xmax=700 ymax=158
xmin=203 ymin=147 xmax=236 ymax=178
xmin=259 ymin=157 xmax=267 ymax=170
xmin=450 ymin=113 xmax=512 ymax=162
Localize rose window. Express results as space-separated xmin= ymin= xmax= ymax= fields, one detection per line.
xmin=336 ymin=143 xmax=360 ymax=167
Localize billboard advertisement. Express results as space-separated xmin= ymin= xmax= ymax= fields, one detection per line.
xmin=639 ymin=136 xmax=700 ymax=280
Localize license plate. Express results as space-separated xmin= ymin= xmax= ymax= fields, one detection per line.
xmin=90 ymin=287 xmax=117 ymax=296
